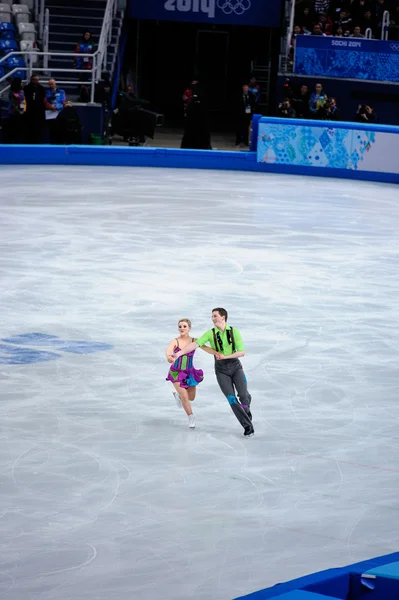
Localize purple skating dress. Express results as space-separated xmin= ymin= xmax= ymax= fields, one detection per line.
xmin=166 ymin=339 xmax=204 ymax=389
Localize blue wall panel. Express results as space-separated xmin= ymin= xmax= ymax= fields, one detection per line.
xmin=294 ymin=36 xmax=399 ymax=82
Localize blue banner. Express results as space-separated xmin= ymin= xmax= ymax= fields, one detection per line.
xmin=129 ymin=0 xmax=282 ymax=27
xmin=294 ymin=35 xmax=399 ymax=82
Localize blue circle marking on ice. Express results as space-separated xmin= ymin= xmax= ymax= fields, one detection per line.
xmin=2 ymin=333 xmax=66 ymax=346
xmin=0 ymin=333 xmax=113 ymax=364
xmin=56 ymin=341 xmax=113 ymax=354
xmin=0 ymin=343 xmax=61 ymax=365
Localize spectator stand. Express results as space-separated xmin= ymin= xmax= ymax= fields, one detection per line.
xmin=0 ymin=0 xmax=124 ymax=128
xmin=275 ymin=0 xmax=399 ymax=125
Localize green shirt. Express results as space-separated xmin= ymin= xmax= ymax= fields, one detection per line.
xmin=196 ymin=325 xmax=244 ymax=355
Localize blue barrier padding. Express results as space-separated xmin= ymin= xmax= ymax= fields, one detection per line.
xmin=351 ymin=573 xmax=399 ymax=600
xmin=266 ymin=592 xmax=343 ymax=600
xmin=0 ymin=145 xmax=398 ymax=184
xmin=258 ymin=116 xmax=399 ymax=135
xmin=304 ymin=573 xmax=349 ymax=598
xmin=363 ymin=561 xmax=399 ymax=579
xmin=256 ymin=117 xmax=399 ymax=184
xmin=233 ymin=570 xmax=348 ymax=599
xmin=234 ymin=552 xmax=399 ymax=599
xmin=250 ymin=114 xmax=262 ymax=152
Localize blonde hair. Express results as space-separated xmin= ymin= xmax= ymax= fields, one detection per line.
xmin=178 ymin=318 xmax=192 ymax=328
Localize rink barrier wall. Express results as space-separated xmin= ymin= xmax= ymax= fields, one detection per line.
xmin=0 ymin=119 xmax=398 ymax=184
xmin=257 ymin=117 xmax=399 ymax=184
xmin=234 ymin=551 xmax=399 ymax=599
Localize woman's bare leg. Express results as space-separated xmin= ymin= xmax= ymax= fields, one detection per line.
xmin=173 ymin=383 xmax=192 ymax=416
xmin=187 ymin=386 xmax=196 ymax=402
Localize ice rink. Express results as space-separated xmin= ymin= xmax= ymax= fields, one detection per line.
xmin=1 ymin=165 xmax=399 ymax=600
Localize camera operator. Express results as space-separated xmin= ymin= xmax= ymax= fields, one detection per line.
xmin=323 ymin=97 xmax=341 ymax=121
xmin=278 ymin=98 xmax=296 ymax=118
xmin=356 ymin=104 xmax=378 ymax=123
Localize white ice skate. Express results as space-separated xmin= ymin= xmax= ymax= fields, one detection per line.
xmin=173 ymin=391 xmax=182 ymax=408
xmin=188 ymin=414 xmax=196 ymax=429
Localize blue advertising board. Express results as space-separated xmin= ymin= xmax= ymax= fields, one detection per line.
xmin=294 ymin=35 xmax=399 ymax=82
xmin=128 ymin=0 xmax=282 ymax=27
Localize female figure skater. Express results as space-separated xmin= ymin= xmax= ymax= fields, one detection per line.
xmin=166 ymin=318 xmax=216 ymax=429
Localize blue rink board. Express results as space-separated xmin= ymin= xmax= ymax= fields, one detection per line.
xmin=234 ymin=552 xmax=399 ymax=600
xmin=0 ymin=143 xmax=398 ymax=184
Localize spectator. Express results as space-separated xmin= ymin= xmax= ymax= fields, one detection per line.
xmin=94 ymin=72 xmax=112 ymax=140
xmin=6 ymin=77 xmax=25 ymax=143
xmin=182 ymin=79 xmax=199 ymax=117
xmin=24 ymin=73 xmax=45 ymax=144
xmin=351 ymin=0 xmax=371 ymax=24
xmin=74 ymin=31 xmax=95 ymax=73
xmin=317 ymin=13 xmax=334 ymax=34
xmin=181 ymin=83 xmax=211 ymax=150
xmin=235 ymin=84 xmax=255 ymax=147
xmin=248 ymin=76 xmax=261 ymax=111
xmin=56 ymin=101 xmax=82 ymax=145
xmin=329 ymin=0 xmax=348 ymax=18
xmin=374 ymin=0 xmax=386 ymax=25
xmin=288 ymin=25 xmax=303 ymax=68
xmin=360 ymin=10 xmax=375 ymax=31
xmin=334 ymin=25 xmax=344 ymax=35
xmin=293 ymin=84 xmax=310 ymax=118
xmin=297 ymin=6 xmax=316 ymax=32
xmin=312 ymin=23 xmax=326 ymax=35
xmin=351 ymin=25 xmax=365 ymax=36
xmin=309 ymin=82 xmax=328 ymax=118
xmin=314 ymin=0 xmax=331 ymax=16
xmin=334 ymin=10 xmax=353 ymax=30
xmin=356 ymin=104 xmax=378 ymax=122
xmin=323 ymin=97 xmax=341 ymax=120
xmin=278 ymin=98 xmax=296 ymax=118
xmin=45 ymin=79 xmax=67 ymax=144
xmin=94 ymin=71 xmax=112 ymax=110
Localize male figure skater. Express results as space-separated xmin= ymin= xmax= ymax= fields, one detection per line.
xmin=171 ymin=308 xmax=254 ymax=436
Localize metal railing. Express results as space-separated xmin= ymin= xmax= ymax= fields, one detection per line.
xmin=381 ymin=10 xmax=390 ymax=40
xmin=43 ymin=8 xmax=49 ymax=71
xmin=0 ymin=51 xmax=97 ymax=101
xmin=39 ymin=0 xmax=45 ymax=40
xmin=0 ymin=0 xmax=120 ymax=103
xmin=95 ymin=0 xmax=118 ymax=81
xmin=365 ymin=27 xmax=373 ymax=39
xmin=286 ymin=0 xmax=295 ymax=59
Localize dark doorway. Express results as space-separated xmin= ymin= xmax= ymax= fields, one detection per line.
xmin=124 ymin=19 xmax=280 ymax=127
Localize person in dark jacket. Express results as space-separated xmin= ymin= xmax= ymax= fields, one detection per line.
xmin=235 ymin=84 xmax=255 ymax=147
xmin=323 ymin=97 xmax=342 ymax=121
xmin=6 ymin=77 xmax=25 ymax=143
xmin=292 ymin=84 xmax=310 ymax=119
xmin=95 ymin=71 xmax=112 ymax=110
xmin=24 ymin=74 xmax=46 ymax=143
xmin=180 ymin=82 xmax=211 ymax=150
xmin=56 ymin=101 xmax=82 ymax=145
xmin=278 ymin=98 xmax=296 ymax=118
xmin=115 ymin=85 xmax=151 ymax=145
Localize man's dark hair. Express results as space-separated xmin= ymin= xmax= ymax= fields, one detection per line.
xmin=212 ymin=307 xmax=228 ymax=321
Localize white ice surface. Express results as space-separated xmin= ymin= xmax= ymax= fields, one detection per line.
xmin=1 ymin=165 xmax=399 ymax=600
